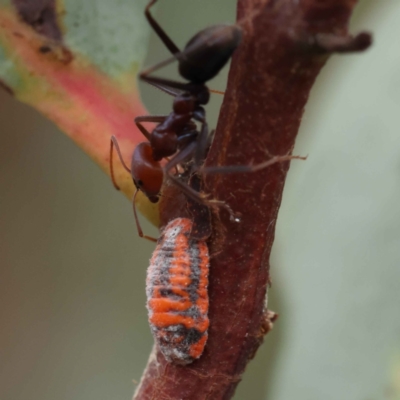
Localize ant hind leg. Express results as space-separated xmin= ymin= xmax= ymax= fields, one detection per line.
xmin=145 ymin=0 xmax=180 ymax=56
xmin=201 ymin=154 xmax=307 ymax=175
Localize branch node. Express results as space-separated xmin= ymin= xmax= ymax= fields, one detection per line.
xmin=296 ymin=31 xmax=372 ymax=54
xmin=259 ymin=310 xmax=278 ymax=338
xmin=316 ymin=31 xmax=372 ymax=53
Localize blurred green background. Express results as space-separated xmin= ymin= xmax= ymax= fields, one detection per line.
xmin=1 ymin=1 xmax=400 ymax=399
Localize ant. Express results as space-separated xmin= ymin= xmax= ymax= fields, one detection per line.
xmin=110 ymin=0 xmax=305 ymax=241
xmin=110 ymin=0 xmax=242 ymax=240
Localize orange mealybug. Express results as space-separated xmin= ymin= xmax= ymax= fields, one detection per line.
xmin=146 ymin=218 xmax=210 ymax=365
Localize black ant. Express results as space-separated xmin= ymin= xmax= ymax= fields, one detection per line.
xmin=110 ymin=0 xmax=305 ymax=241
xmin=110 ymin=0 xmax=242 ymax=240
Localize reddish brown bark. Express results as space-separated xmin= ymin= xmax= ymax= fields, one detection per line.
xmin=134 ymin=0 xmax=370 ymax=399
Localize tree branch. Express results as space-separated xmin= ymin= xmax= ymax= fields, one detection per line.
xmin=133 ymin=0 xmax=371 ymax=399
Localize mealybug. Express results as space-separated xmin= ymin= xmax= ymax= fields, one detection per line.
xmin=146 ymin=218 xmax=210 ymax=364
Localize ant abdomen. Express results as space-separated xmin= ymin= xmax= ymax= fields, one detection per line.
xmin=179 ymin=24 xmax=243 ymax=84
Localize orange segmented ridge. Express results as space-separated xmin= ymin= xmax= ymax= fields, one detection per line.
xmin=189 ymin=335 xmax=208 ymax=358
xmin=152 ymin=286 xmax=190 ymax=299
xmin=194 ymin=297 xmax=209 ymax=314
xmin=150 ymin=313 xmax=196 ymax=329
xmin=148 ymin=298 xmax=192 ymax=312
xmin=164 ymin=275 xmax=192 ymax=287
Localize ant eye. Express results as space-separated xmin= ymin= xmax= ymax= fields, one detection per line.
xmin=137 ymin=179 xmax=143 ymax=187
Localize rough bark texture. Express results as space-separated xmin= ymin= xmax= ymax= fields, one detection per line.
xmin=134 ymin=0 xmax=370 ymax=399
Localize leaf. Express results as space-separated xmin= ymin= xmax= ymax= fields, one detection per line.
xmin=0 ymin=0 xmax=159 ymax=225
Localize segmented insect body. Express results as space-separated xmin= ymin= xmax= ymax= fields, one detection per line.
xmin=146 ymin=218 xmax=210 ymax=365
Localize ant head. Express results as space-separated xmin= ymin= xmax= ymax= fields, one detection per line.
xmin=131 ymin=142 xmax=163 ymax=202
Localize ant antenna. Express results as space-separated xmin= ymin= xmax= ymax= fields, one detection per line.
xmin=133 ymin=188 xmax=157 ymax=243
xmin=110 ymin=135 xmax=131 ymax=190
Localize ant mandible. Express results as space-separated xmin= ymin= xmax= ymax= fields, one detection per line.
xmin=110 ymin=0 xmax=242 ymax=240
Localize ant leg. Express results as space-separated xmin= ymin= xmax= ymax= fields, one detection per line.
xmin=135 ymin=115 xmax=167 ymax=141
xmin=164 ymin=141 xmax=198 ymax=197
xmin=177 ymin=130 xmax=198 ymax=141
xmin=176 ymin=130 xmax=198 ymax=148
xmin=140 ymin=74 xmax=193 ymax=94
xmin=163 ymin=142 xmax=237 ymax=219
xmin=141 ymin=70 xmax=224 ymax=98
xmin=141 ymin=1 xmax=185 ymax=83
xmin=193 ymin=122 xmax=210 ymax=168
xmin=145 ymin=0 xmax=180 ymax=56
xmin=167 ymin=173 xmax=208 ymax=203
xmin=164 ymin=140 xmax=197 ymax=172
xmin=167 ymin=172 xmax=237 ymax=219
xmin=144 ymin=78 xmax=185 ymax=97
xmin=201 ymin=155 xmax=307 ymax=175
xmin=140 ymin=56 xmax=181 ymax=84
xmin=208 ymin=129 xmax=216 ymax=145
xmin=132 ymin=189 xmax=157 ymax=243
xmin=110 ymin=136 xmax=131 ymax=190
